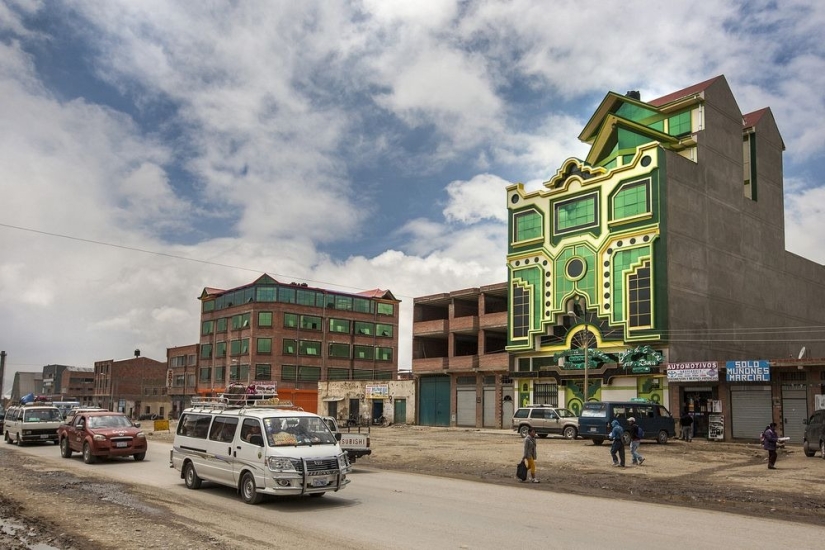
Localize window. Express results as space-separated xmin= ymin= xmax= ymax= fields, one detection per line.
xmin=283 ymin=339 xmax=296 ymax=355
xmin=301 ymin=315 xmax=321 ymax=330
xmin=668 ymin=111 xmax=691 ymax=136
xmin=214 ymin=366 xmax=226 ymax=384
xmin=555 ymin=193 xmax=598 ymax=233
xmin=328 ymin=343 xmax=350 ymax=358
xmin=353 ymin=298 xmax=372 ymax=313
xmin=201 ymin=320 xmax=214 ymax=335
xmin=514 ymin=209 xmax=543 ymax=242
xmin=329 ymin=318 xmax=350 ymax=334
xmin=202 ymin=300 xmax=215 ymax=313
xmin=199 ymin=367 xmax=211 ymax=382
xmin=512 ymin=284 xmax=530 ymax=338
xmin=375 ymin=347 xmax=392 ymax=361
xmin=281 ymin=365 xmax=297 ymax=380
xmin=613 ymin=180 xmax=650 ymax=220
xmin=376 ymin=323 xmax=393 ymax=338
xmin=377 ymin=302 xmax=394 ymax=316
xmin=255 ymin=364 xmax=272 ymax=380
xmin=353 ymin=345 xmax=372 ymax=360
xmin=278 ymin=287 xmax=296 ymax=304
xmin=296 ymin=289 xmax=316 ymax=306
xmin=230 ymin=338 xmax=249 ymax=356
xmin=256 ymin=286 xmax=276 ymax=302
xmin=744 ymin=133 xmax=757 ymax=200
xmin=216 ymin=341 xmax=227 ymax=357
xmin=257 ymin=338 xmax=272 ymax=354
xmin=200 ymin=344 xmax=213 ymax=359
xmin=299 ymin=340 xmax=321 ymax=356
xmin=231 ymin=313 xmax=251 ymax=330
xmin=188 ymin=354 xmax=197 ymax=366
xmin=355 ymin=322 xmax=373 ymax=336
xmin=216 ymin=317 xmax=227 ymax=332
xmin=628 ymin=261 xmax=652 ymax=328
xmin=230 ymin=363 xmax=249 ymax=382
xmin=208 ymin=416 xmax=238 ymax=443
xmin=258 ymin=312 xmax=272 ymax=327
xmin=298 ymin=366 xmax=321 ymax=381
xmin=335 ymin=295 xmax=353 ymax=311
xmin=284 ymin=313 xmax=298 ymax=328
xmin=328 ymin=368 xmax=350 ymax=380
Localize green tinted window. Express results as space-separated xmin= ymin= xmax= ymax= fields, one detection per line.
xmin=328 ymin=368 xmax=350 ymax=380
xmin=375 ymin=347 xmax=393 ymax=361
xmin=329 ymin=343 xmax=350 ymax=358
xmin=284 ymin=313 xmax=297 ymax=328
xmin=377 ymin=303 xmax=394 ymax=316
xmin=256 ymin=286 xmax=276 ymax=302
xmin=201 ymin=321 xmax=213 ymax=335
xmin=668 ymin=111 xmax=691 ymax=136
xmin=555 ymin=194 xmax=597 ymax=232
xmin=300 ymin=315 xmax=322 ymax=330
xmin=299 ymin=340 xmax=321 ymax=356
xmin=200 ymin=344 xmax=212 ymax=359
xmin=258 ymin=312 xmax=272 ymax=327
xmin=514 ymin=210 xmax=542 ymax=242
xmin=614 ymin=180 xmax=650 ymax=219
xmin=216 ymin=341 xmax=226 ymax=357
xmin=354 ymin=322 xmax=373 ymax=336
xmin=354 ymin=345 xmax=372 ymax=360
xmin=329 ymin=318 xmax=350 ymax=333
xmin=216 ymin=318 xmax=227 ymax=332
xmin=257 ymin=338 xmax=272 ymax=354
xmin=376 ymin=323 xmax=393 ymax=337
xmin=353 ymin=298 xmax=373 ymax=313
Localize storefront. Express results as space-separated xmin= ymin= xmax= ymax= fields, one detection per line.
xmin=727 ymin=360 xmax=772 ymax=439
xmin=666 ymin=361 xmax=720 ymax=440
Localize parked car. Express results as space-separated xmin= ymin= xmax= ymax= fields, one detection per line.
xmin=511 ymin=406 xmax=579 ymax=439
xmin=802 ymin=409 xmax=825 ymax=459
xmin=58 ymin=411 xmax=146 ymax=463
xmin=0 ymin=409 xmax=5 ymax=435
xmin=322 ymin=416 xmax=371 ymax=463
xmin=578 ymin=400 xmax=676 ymax=445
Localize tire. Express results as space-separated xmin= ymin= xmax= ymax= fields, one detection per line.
xmin=16 ymin=433 xmax=25 ymax=447
xmin=518 ymin=425 xmax=530 ymax=437
xmin=4 ymin=432 xmax=11 ymax=444
xmin=820 ymin=440 xmax=825 ymax=460
xmin=310 ymin=492 xmax=325 ymax=498
xmin=657 ymin=430 xmax=669 ymax=444
xmin=183 ymin=462 xmax=202 ymax=489
xmin=83 ymin=442 xmax=97 ymax=464
xmin=803 ymin=440 xmax=815 ymax=457
xmin=60 ymin=438 xmax=73 ymax=458
xmin=592 ymin=438 xmax=605 ymax=446
xmin=563 ymin=426 xmax=578 ymax=440
xmin=240 ymin=472 xmax=263 ymax=504
xmin=537 ymin=434 xmax=548 ymax=439
xmin=621 ymin=432 xmax=631 ymax=446
xmin=133 ymin=452 xmax=146 ymax=461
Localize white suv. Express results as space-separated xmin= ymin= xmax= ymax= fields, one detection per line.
xmin=512 ymin=406 xmax=579 ymax=439
xmin=4 ymin=403 xmax=63 ymax=446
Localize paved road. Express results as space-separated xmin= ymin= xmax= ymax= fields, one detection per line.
xmin=16 ymin=441 xmax=824 ymax=549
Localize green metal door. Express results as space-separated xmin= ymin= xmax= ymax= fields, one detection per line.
xmin=419 ymin=376 xmax=450 ymax=426
xmin=393 ymin=398 xmax=407 ymax=424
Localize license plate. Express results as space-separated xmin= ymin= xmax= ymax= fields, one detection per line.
xmin=589 ymin=427 xmax=597 ymax=432
xmin=311 ymin=478 xmax=329 ymax=487
xmin=115 ymin=442 xmax=128 ymax=448
xmin=40 ymin=434 xmax=49 ymax=439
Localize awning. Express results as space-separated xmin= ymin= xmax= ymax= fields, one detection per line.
xmin=322 ymin=397 xmax=344 ymax=402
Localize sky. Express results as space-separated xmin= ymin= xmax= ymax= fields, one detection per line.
xmin=2 ymin=1 xmax=825 ymax=395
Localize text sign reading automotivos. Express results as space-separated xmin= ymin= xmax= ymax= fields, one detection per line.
xmin=725 ymin=360 xmax=770 ymax=382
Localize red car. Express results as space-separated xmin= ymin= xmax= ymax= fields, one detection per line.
xmin=58 ymin=411 xmax=147 ymax=463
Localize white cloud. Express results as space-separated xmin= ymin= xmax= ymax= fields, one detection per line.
xmin=443 ymin=174 xmax=510 ymax=224
xmin=785 ymin=186 xmax=825 ymax=264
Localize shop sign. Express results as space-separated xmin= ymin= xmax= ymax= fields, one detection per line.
xmin=365 ymin=384 xmax=389 ymax=399
xmin=725 ymin=360 xmax=770 ymax=382
xmin=666 ymin=362 xmax=718 ymax=382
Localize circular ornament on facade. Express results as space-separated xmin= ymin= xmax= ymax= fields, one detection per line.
xmin=604 ymin=282 xmax=610 ymax=288
xmin=604 ymin=293 xmax=610 ymax=299
xmin=603 ymin=260 xmax=610 ymax=267
xmin=641 ymin=155 xmax=652 ymax=167
xmin=604 ymin=271 xmax=610 ymax=278
xmin=515 ymin=261 xmax=520 ymax=266
xmin=565 ymin=257 xmax=586 ymax=281
xmin=534 ymin=257 xmax=540 ymax=263
xmin=542 ymin=260 xmax=548 ymax=266
xmin=545 ymin=301 xmax=551 ymax=307
xmin=545 ymin=291 xmax=551 ymax=297
xmin=630 ymin=238 xmax=636 ymax=244
xmin=545 ymin=281 xmax=551 ymax=287
xmin=617 ymin=241 xmax=623 ymax=247
xmin=511 ymin=195 xmax=520 ymax=204
xmin=604 ymin=303 xmax=610 ymax=310
xmin=643 ymin=235 xmax=650 ymax=242
xmin=525 ymin=258 xmax=530 ymax=264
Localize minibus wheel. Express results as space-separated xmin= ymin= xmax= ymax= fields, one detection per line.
xmin=240 ymin=472 xmax=263 ymax=504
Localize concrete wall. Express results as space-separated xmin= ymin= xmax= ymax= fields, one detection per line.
xmin=317 ymin=380 xmax=416 ymax=425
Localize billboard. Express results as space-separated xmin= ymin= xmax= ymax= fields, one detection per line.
xmin=666 ymin=362 xmax=719 ymax=382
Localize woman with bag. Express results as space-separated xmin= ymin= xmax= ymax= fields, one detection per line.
xmin=522 ymin=427 xmax=539 ymax=483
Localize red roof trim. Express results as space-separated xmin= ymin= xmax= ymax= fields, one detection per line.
xmin=648 ymin=75 xmax=722 ymax=107
xmin=743 ymin=108 xmax=768 ymax=128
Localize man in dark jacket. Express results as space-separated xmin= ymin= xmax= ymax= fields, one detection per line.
xmin=762 ymin=423 xmax=779 ymax=469
xmin=608 ymin=419 xmax=625 ymax=467
xmin=679 ymin=409 xmax=693 ymax=442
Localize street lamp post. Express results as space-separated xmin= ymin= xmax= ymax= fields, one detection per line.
xmin=568 ymin=305 xmax=589 ymax=407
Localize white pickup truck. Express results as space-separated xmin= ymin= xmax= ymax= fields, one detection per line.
xmin=323 ymin=416 xmax=371 ymax=463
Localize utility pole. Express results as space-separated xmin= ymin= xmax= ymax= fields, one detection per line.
xmin=0 ymin=350 xmax=7 ymax=407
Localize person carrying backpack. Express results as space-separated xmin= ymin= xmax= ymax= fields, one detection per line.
xmin=762 ymin=423 xmax=779 ymax=470
xmin=608 ymin=419 xmax=625 ymax=467
xmin=628 ymin=417 xmax=645 ymax=465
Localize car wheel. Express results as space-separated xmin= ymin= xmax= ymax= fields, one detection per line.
xmin=820 ymin=440 xmax=825 ymax=459
xmin=537 ymin=434 xmax=548 ymax=438
xmin=16 ymin=433 xmax=25 ymax=446
xmin=518 ymin=425 xmax=530 ymax=437
xmin=592 ymin=438 xmax=605 ymax=446
xmin=4 ymin=432 xmax=11 ymax=444
xmin=60 ymin=438 xmax=73 ymax=458
xmin=133 ymin=452 xmax=146 ymax=461
xmin=310 ymin=492 xmax=325 ymax=498
xmin=83 ymin=442 xmax=97 ymax=464
xmin=563 ymin=426 xmax=578 ymax=440
xmin=240 ymin=472 xmax=263 ymax=504
xmin=621 ymin=432 xmax=631 ymax=446
xmin=803 ymin=440 xmax=815 ymax=457
xmin=657 ymin=430 xmax=669 ymax=444
xmin=183 ymin=461 xmax=202 ymax=489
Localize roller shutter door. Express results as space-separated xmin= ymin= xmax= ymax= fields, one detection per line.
xmin=456 ymin=388 xmax=477 ymax=427
xmin=483 ymin=387 xmax=496 ymax=427
xmin=731 ymin=386 xmax=772 ymax=439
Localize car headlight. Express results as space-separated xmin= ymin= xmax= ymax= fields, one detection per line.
xmin=93 ymin=434 xmax=106 ymax=441
xmin=267 ymin=457 xmax=298 ymax=472
xmin=338 ymin=453 xmax=351 ymax=470
xmin=135 ymin=432 xmax=145 ymax=438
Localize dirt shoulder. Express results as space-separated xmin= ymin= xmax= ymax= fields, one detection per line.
xmin=354 ymin=424 xmax=825 ymax=525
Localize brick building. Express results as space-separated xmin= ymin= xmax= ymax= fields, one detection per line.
xmin=166 ymin=344 xmax=199 ymax=419
xmin=197 ymin=274 xmax=400 ymax=412
xmin=412 ymin=283 xmax=511 ymax=428
xmin=94 ymin=353 xmax=168 ymax=419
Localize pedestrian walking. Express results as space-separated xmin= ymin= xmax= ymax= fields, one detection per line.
xmin=680 ymin=408 xmax=693 ymax=441
xmin=762 ymin=422 xmax=779 ymax=469
xmin=522 ymin=427 xmax=539 ymax=483
xmin=608 ymin=419 xmax=625 ymax=467
xmin=628 ymin=417 xmax=644 ymax=465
